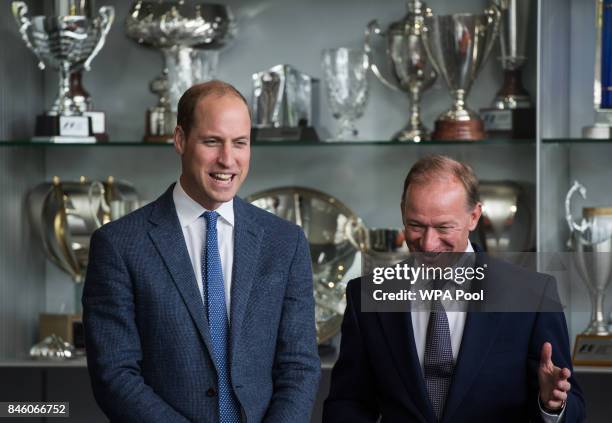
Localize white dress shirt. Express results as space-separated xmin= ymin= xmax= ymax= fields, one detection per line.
xmin=411 ymin=241 xmax=564 ymax=422
xmin=173 ymin=181 xmax=234 ymax=318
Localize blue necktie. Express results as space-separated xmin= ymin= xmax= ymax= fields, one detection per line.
xmin=203 ymin=211 xmax=240 ymax=423
xmin=424 ymin=280 xmax=454 ymax=421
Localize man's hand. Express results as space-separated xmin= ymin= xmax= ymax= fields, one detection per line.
xmin=538 ymin=342 xmax=572 ymax=411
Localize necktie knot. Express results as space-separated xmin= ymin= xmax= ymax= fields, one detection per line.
xmin=204 ymin=210 xmax=219 ymax=227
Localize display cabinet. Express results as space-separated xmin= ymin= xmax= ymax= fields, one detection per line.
xmin=0 ymin=0 xmax=610 ymax=421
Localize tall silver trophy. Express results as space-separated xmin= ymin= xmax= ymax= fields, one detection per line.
xmin=481 ymin=0 xmax=536 ymax=138
xmin=11 ymin=0 xmax=114 ymax=143
xmin=126 ymin=1 xmax=236 ymax=143
xmin=566 ymin=181 xmax=612 ymax=364
xmin=321 ymin=48 xmax=369 ymax=141
xmin=421 ymin=4 xmax=500 ymax=140
xmin=365 ymin=0 xmax=437 ymax=142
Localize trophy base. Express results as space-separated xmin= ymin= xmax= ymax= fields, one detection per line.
xmin=252 ymin=126 xmax=320 ymax=142
xmin=480 ymin=107 xmax=536 ymax=139
xmin=573 ymin=334 xmax=612 ymax=366
xmin=35 ymin=114 xmax=96 ymax=143
xmin=393 ymin=127 xmax=431 ymax=143
xmin=83 ymin=111 xmax=108 ymax=142
xmin=432 ymin=119 xmax=485 ymax=141
xmin=582 ymin=123 xmax=612 ymax=139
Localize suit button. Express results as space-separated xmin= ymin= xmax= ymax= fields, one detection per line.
xmin=206 ymin=388 xmax=217 ymax=397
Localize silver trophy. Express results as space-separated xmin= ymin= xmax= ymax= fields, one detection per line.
xmin=321 ymin=48 xmax=370 ymax=141
xmin=481 ymin=0 xmax=535 ymax=137
xmin=348 ymin=228 xmax=410 ymax=275
xmin=252 ymin=65 xmax=319 ymax=141
xmin=11 ymin=1 xmax=114 ymax=143
xmin=421 ymin=4 xmax=501 ymax=140
xmin=365 ymin=0 xmax=437 ymax=142
xmin=475 ymin=181 xmax=532 ymax=252
xmin=566 ymin=181 xmax=612 ymax=336
xmin=28 ymin=176 xmax=139 ymax=283
xmin=247 ymin=187 xmax=365 ymax=344
xmin=126 ymin=1 xmax=236 ymax=143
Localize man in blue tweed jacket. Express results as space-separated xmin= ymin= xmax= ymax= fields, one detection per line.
xmin=82 ymin=80 xmax=320 ymax=422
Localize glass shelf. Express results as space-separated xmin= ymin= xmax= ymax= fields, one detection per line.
xmin=0 ymin=138 xmax=535 ymax=147
xmin=543 ymin=138 xmax=612 ymax=144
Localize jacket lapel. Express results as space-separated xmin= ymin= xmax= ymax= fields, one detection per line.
xmin=147 ymin=185 xmax=216 ymax=366
xmin=229 ymin=197 xmax=263 ymax=363
xmin=378 ymin=311 xmax=434 ymax=423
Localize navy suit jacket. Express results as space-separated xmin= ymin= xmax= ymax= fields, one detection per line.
xmin=83 ymin=185 xmax=321 ymax=423
xmin=323 ymin=253 xmax=586 ymax=423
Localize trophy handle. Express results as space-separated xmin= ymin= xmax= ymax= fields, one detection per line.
xmin=88 ymin=181 xmax=110 ymax=228
xmin=565 ymin=180 xmax=589 ymax=246
xmin=482 ymin=3 xmax=503 ymax=63
xmin=83 ymin=6 xmax=115 ymax=72
xmin=11 ymin=1 xmax=46 ymax=70
xmin=364 ymin=20 xmax=403 ymax=93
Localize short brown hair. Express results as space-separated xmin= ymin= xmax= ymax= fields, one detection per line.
xmin=401 ymin=155 xmax=480 ymax=209
xmin=176 ymin=80 xmax=250 ymax=137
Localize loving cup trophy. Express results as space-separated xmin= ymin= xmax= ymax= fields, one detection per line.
xmin=11 ymin=0 xmax=114 ymax=143
xmin=566 ymin=181 xmax=612 ymax=365
xmin=365 ymin=0 xmax=437 ymax=142
xmin=421 ymin=4 xmax=501 ymax=140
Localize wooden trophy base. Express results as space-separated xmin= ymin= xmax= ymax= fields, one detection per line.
xmin=573 ymin=334 xmax=612 ymax=366
xmin=480 ymin=107 xmax=536 ymax=139
xmin=432 ymin=118 xmax=486 ymax=141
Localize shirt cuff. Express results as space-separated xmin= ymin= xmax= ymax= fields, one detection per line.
xmin=538 ymin=392 xmax=566 ymax=423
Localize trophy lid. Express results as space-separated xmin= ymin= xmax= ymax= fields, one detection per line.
xmin=388 ymin=0 xmax=431 ymax=35
xmin=584 ymin=207 xmax=612 ymax=217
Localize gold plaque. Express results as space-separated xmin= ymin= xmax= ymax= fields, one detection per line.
xmin=573 ymin=334 xmax=612 ymax=366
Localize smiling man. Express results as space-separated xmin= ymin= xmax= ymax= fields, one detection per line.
xmin=323 ymin=155 xmax=586 ymax=423
xmin=83 ymin=80 xmax=320 ymax=423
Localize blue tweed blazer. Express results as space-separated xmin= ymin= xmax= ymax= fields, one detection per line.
xmin=82 ymin=184 xmax=321 ymax=422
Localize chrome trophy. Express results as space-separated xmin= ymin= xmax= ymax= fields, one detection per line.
xmin=566 ymin=180 xmax=612 ymax=336
xmin=321 ymin=48 xmax=369 ymax=141
xmin=11 ymin=1 xmax=114 ymax=143
xmin=365 ymin=0 xmax=437 ymax=142
xmin=421 ymin=4 xmax=501 ymax=140
xmin=247 ymin=187 xmax=365 ymax=344
xmin=126 ymin=1 xmax=236 ymax=142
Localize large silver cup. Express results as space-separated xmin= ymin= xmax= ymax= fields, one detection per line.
xmin=247 ymin=187 xmax=365 ymax=345
xmin=365 ymin=0 xmax=437 ymax=142
xmin=421 ymin=4 xmax=500 ymax=140
xmin=11 ymin=1 xmax=114 ymax=117
xmin=126 ymin=1 xmax=236 ymax=142
xmin=492 ymin=0 xmax=533 ymax=109
xmin=566 ymin=180 xmax=612 ymax=335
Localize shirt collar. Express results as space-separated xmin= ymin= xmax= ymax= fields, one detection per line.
xmin=173 ymin=180 xmax=234 ymax=228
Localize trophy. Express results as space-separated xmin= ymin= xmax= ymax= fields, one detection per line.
xmin=566 ymin=181 xmax=612 ymax=365
xmin=474 ymin=181 xmax=533 ymax=252
xmin=11 ymin=1 xmax=114 ymax=143
xmin=28 ymin=176 xmax=139 ymax=284
xmin=251 ymin=65 xmax=320 ymax=141
xmin=421 ymin=4 xmax=501 ymax=140
xmin=247 ymin=187 xmax=365 ymax=346
xmin=583 ymin=0 xmax=612 ymax=138
xmin=321 ymin=47 xmax=370 ymax=141
xmin=480 ymin=0 xmax=536 ymax=139
xmin=126 ymin=1 xmax=236 ymax=143
xmin=365 ymin=0 xmax=437 ymax=142
xmin=348 ymin=228 xmax=410 ymax=275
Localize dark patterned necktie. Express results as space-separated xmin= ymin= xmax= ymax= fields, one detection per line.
xmin=424 ymin=281 xmax=454 ymax=421
xmin=203 ymin=211 xmax=240 ymax=423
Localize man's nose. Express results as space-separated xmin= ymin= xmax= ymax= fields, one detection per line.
xmin=420 ymin=227 xmax=438 ymax=252
xmin=217 ymin=143 xmax=233 ymax=166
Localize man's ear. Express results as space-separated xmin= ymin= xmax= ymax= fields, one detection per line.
xmin=173 ymin=125 xmax=185 ymax=155
xmin=468 ymin=202 xmax=483 ymax=231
